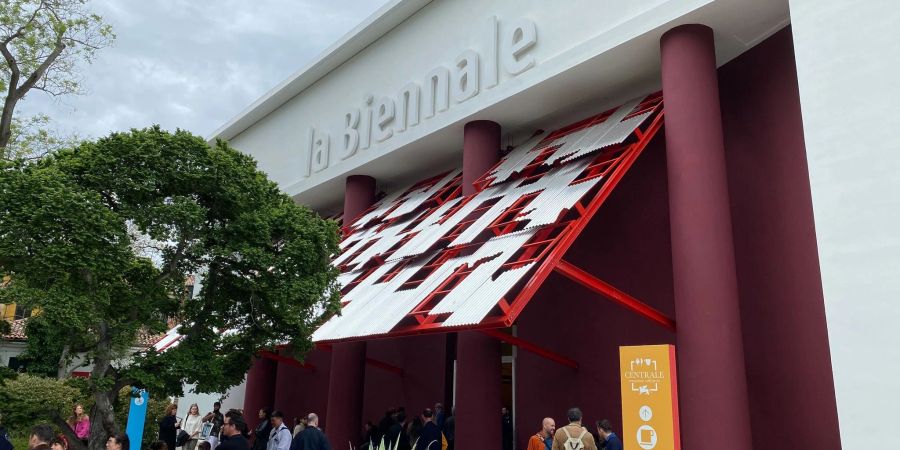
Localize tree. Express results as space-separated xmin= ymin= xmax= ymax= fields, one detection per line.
xmin=0 ymin=0 xmax=114 ymax=158
xmin=0 ymin=127 xmax=341 ymax=450
xmin=0 ymin=374 xmax=89 ymax=435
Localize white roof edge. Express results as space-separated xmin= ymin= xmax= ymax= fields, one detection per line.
xmin=207 ymin=0 xmax=433 ymax=143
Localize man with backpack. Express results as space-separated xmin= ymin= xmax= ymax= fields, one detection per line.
xmin=552 ymin=408 xmax=597 ymax=450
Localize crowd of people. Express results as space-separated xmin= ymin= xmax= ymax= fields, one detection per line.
xmin=359 ymin=403 xmax=451 ymax=450
xmin=7 ymin=402 xmax=621 ymax=450
xmin=523 ymin=408 xmax=622 ymax=450
xmin=157 ymin=403 xmax=331 ymax=450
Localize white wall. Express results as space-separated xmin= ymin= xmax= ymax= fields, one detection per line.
xmin=176 ymin=380 xmax=246 ymax=415
xmin=223 ymin=0 xmax=790 ymax=211
xmin=0 ymin=340 xmax=26 ymax=367
xmin=789 ymin=0 xmax=900 ymax=447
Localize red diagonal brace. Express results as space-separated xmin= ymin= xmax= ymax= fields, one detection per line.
xmin=554 ymin=259 xmax=676 ymax=331
xmin=480 ymin=329 xmax=578 ymax=369
xmin=259 ymin=350 xmax=315 ymax=372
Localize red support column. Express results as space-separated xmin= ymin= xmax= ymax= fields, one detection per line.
xmin=456 ymin=120 xmax=503 ymax=450
xmin=660 ymin=24 xmax=753 ymax=450
xmin=325 ymin=175 xmax=377 ymax=448
xmin=343 ymin=175 xmax=376 ymax=223
xmin=456 ymin=331 xmax=503 ymax=450
xmin=325 ymin=341 xmax=367 ymax=448
xmin=463 ymin=120 xmax=501 ymax=195
xmin=243 ymin=356 xmax=278 ymax=432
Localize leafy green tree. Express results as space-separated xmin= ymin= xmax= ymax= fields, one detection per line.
xmin=0 ymin=0 xmax=114 ymax=158
xmin=0 ymin=374 xmax=88 ymax=435
xmin=0 ymin=127 xmax=341 ymax=450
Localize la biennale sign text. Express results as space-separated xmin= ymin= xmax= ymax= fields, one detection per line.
xmin=304 ymin=16 xmax=538 ymax=176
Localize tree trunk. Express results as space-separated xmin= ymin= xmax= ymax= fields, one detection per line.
xmin=51 ymin=414 xmax=87 ymax=450
xmin=89 ymin=390 xmax=119 ymax=450
xmin=88 ymin=324 xmax=120 ymax=450
xmin=57 ymin=344 xmax=71 ymax=379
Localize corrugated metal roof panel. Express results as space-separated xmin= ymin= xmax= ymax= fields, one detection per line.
xmin=314 ymin=94 xmax=663 ymax=342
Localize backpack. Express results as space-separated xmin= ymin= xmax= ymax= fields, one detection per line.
xmin=561 ymin=427 xmax=588 ymax=450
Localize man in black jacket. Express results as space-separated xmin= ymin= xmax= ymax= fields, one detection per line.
xmin=219 ymin=415 xmax=250 ymax=450
xmin=289 ymin=413 xmax=331 ymax=450
xmin=385 ymin=410 xmax=410 ymax=450
xmin=415 ymin=409 xmax=441 ymax=450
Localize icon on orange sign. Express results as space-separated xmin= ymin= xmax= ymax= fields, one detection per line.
xmin=637 ymin=424 xmax=658 ymax=449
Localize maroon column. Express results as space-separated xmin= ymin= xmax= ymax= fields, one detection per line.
xmin=343 ymin=175 xmax=376 ymax=223
xmin=455 ymin=332 xmax=503 ymax=450
xmin=455 ymin=121 xmax=503 ymax=450
xmin=463 ymin=120 xmax=501 ymax=195
xmin=325 ymin=175 xmax=377 ymax=448
xmin=325 ymin=341 xmax=367 ymax=447
xmin=243 ymin=356 xmax=277 ymax=431
xmin=660 ymin=25 xmax=753 ymax=450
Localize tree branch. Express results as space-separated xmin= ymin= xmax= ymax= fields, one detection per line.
xmin=155 ymin=235 xmax=189 ymax=285
xmin=15 ymin=38 xmax=66 ymax=99
xmin=50 ymin=412 xmax=87 ymax=450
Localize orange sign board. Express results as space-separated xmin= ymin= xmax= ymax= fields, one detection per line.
xmin=619 ymin=345 xmax=681 ymax=450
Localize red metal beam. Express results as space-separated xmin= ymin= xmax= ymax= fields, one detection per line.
xmin=258 ymin=350 xmax=315 ymax=372
xmin=504 ymin=107 xmax=666 ymax=325
xmin=553 ymin=259 xmax=676 ymax=331
xmin=480 ymin=329 xmax=579 ymax=369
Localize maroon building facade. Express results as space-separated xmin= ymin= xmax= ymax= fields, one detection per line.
xmin=240 ymin=26 xmax=840 ymax=450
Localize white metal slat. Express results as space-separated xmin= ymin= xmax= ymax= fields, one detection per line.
xmin=487 ymin=132 xmax=548 ymax=186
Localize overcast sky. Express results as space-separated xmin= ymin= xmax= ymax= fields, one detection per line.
xmin=17 ymin=0 xmax=390 ymax=141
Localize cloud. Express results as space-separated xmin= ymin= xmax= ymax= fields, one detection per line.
xmin=16 ymin=0 xmax=390 ymax=140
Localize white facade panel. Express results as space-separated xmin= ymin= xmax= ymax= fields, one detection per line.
xmin=789 ymin=0 xmax=900 ymax=447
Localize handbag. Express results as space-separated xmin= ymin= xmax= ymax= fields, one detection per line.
xmin=177 ymin=430 xmax=191 ymax=447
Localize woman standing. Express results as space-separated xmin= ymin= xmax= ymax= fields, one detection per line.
xmin=67 ymin=404 xmax=90 ymax=445
xmin=251 ymin=408 xmax=272 ymax=450
xmin=159 ymin=404 xmax=180 ymax=450
xmin=183 ymin=404 xmax=203 ymax=450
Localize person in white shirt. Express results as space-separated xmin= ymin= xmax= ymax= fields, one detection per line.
xmin=266 ymin=411 xmax=292 ymax=450
xmin=183 ymin=404 xmax=204 ymax=450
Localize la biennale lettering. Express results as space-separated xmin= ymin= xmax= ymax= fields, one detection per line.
xmin=305 ymin=16 xmax=538 ymax=176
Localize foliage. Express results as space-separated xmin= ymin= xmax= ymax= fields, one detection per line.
xmin=0 ymin=373 xmax=87 ymax=431
xmin=14 ymin=314 xmax=74 ymax=377
xmin=0 ymin=127 xmax=341 ymax=450
xmin=0 ymin=0 xmax=115 ymax=156
xmin=5 ymin=114 xmax=82 ymax=160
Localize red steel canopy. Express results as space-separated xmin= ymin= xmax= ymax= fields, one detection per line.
xmin=313 ymin=93 xmax=669 ymax=344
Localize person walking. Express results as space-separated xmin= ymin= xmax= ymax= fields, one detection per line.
xmin=288 ymin=414 xmax=331 ymax=450
xmin=218 ymin=415 xmax=250 ymax=450
xmin=183 ymin=404 xmax=204 ymax=450
xmin=291 ymin=418 xmax=305 ymax=438
xmin=252 ymin=409 xmax=272 ymax=450
xmin=527 ymin=418 xmax=555 ymax=450
xmin=67 ymin=404 xmax=90 ymax=445
xmin=159 ymin=404 xmax=180 ymax=450
xmin=552 ymin=408 xmax=596 ymax=450
xmin=414 ymin=409 xmax=441 ymax=450
xmin=501 ymin=407 xmax=513 ymax=450
xmin=28 ymin=425 xmax=54 ymax=450
xmin=386 ymin=410 xmax=410 ymax=450
xmin=0 ymin=414 xmax=13 ymax=450
xmin=594 ymin=420 xmax=622 ymax=450
xmin=443 ymin=408 xmax=454 ymax=450
xmin=433 ymin=404 xmax=445 ymax=433
xmin=267 ymin=411 xmax=292 ymax=450
xmin=105 ymin=434 xmax=129 ymax=450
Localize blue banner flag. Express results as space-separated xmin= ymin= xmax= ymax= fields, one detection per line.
xmin=125 ymin=388 xmax=149 ymax=450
